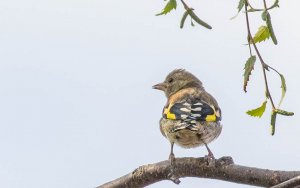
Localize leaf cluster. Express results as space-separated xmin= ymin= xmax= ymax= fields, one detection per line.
xmin=238 ymin=0 xmax=293 ymax=135
xmin=156 ymin=0 xmax=294 ymax=135
xmin=156 ymin=0 xmax=212 ymax=29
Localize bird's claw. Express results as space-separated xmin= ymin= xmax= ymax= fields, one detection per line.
xmin=204 ymin=154 xmax=216 ymax=166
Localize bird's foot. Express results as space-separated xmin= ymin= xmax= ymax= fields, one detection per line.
xmin=167 ymin=154 xmax=180 ymax=184
xmin=204 ymin=153 xmax=216 ymax=167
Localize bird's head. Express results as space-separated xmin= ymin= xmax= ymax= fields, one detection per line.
xmin=153 ymin=69 xmax=203 ymax=97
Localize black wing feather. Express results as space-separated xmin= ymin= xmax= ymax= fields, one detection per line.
xmin=168 ymin=98 xmax=219 ymax=132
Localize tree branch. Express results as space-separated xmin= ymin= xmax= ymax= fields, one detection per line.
xmin=97 ymin=156 xmax=300 ymax=188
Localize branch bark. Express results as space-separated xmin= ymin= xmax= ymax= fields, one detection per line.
xmin=97 ymin=156 xmax=300 ymax=188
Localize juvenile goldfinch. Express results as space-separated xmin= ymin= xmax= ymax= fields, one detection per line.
xmin=153 ymin=69 xmax=222 ymax=163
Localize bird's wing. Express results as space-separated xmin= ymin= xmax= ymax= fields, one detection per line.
xmin=163 ymin=98 xmax=221 ymax=132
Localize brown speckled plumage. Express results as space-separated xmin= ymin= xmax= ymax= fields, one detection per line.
xmin=159 ymin=118 xmax=222 ymax=148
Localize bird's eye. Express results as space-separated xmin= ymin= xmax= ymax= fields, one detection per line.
xmin=168 ymin=78 xmax=174 ymax=83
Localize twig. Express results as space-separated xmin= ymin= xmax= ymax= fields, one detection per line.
xmin=246 ymin=0 xmax=279 ymax=12
xmin=263 ymin=0 xmax=268 ymax=10
xmin=244 ymin=2 xmax=276 ymax=109
xmin=267 ymin=65 xmax=281 ymax=75
xmin=180 ymin=0 xmax=189 ymax=10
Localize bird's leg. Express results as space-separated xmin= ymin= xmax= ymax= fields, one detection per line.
xmin=169 ymin=142 xmax=175 ymax=165
xmin=204 ymin=143 xmax=215 ymax=159
xmin=167 ymin=142 xmax=180 ymax=184
xmin=203 ymin=142 xmax=216 ymax=166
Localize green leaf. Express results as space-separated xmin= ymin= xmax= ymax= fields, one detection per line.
xmin=156 ymin=0 xmax=177 ymax=16
xmin=180 ymin=10 xmax=189 ymax=28
xmin=276 ymin=109 xmax=294 ymax=116
xmin=246 ymin=100 xmax=267 ymax=118
xmin=230 ymin=13 xmax=239 ymax=20
xmin=251 ymin=26 xmax=270 ymax=44
xmin=230 ymin=0 xmax=245 ymax=20
xmin=187 ymin=9 xmax=212 ymax=29
xmin=269 ymin=0 xmax=279 ymax=10
xmin=266 ymin=12 xmax=278 ymax=45
xmin=278 ymin=74 xmax=286 ymax=107
xmin=261 ymin=11 xmax=267 ymax=21
xmin=270 ymin=110 xmax=277 ymax=135
xmin=243 ymin=55 xmax=256 ymax=92
xmin=237 ymin=0 xmax=245 ymax=12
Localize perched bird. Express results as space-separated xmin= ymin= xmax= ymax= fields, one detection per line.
xmin=153 ymin=69 xmax=222 ymax=163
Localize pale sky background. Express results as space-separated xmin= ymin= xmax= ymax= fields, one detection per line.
xmin=0 ymin=0 xmax=300 ymax=187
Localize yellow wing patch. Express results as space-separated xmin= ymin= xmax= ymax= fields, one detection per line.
xmin=163 ymin=103 xmax=176 ymax=120
xmin=205 ymin=105 xmax=217 ymax=121
xmin=205 ymin=114 xmax=217 ymax=121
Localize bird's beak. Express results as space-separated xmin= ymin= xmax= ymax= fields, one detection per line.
xmin=152 ymin=82 xmax=167 ymax=91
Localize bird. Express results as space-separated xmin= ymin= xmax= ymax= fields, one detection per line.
xmin=153 ymin=69 xmax=222 ymax=164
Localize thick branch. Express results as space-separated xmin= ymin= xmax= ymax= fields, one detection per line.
xmin=98 ymin=156 xmax=300 ymax=188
